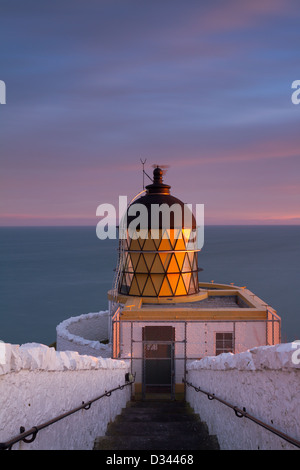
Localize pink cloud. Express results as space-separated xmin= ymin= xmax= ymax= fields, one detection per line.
xmin=184 ymin=0 xmax=290 ymax=34
xmin=205 ymin=211 xmax=300 ymax=225
xmin=154 ymin=138 xmax=299 ymax=169
xmin=0 ymin=213 xmax=96 ymax=226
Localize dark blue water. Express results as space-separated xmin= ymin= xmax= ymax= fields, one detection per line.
xmin=0 ymin=226 xmax=299 ymax=345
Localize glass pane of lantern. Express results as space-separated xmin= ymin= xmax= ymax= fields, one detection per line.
xmin=158 ymin=236 xmax=172 ymax=251
xmin=136 ymin=273 xmax=148 ymax=293
xmin=182 ymin=228 xmax=191 ymax=245
xmin=167 ymin=273 xmax=180 ymax=294
xmin=144 ymin=252 xmax=156 ymax=270
xmin=159 ymin=277 xmax=172 ymax=296
xmin=167 ymin=254 xmax=180 ymax=273
xmin=129 ymin=238 xmax=141 ymax=251
xmin=151 ymin=254 xmax=164 ymax=273
xmin=159 ymin=252 xmax=171 ymax=270
xmin=151 ymin=274 xmax=165 ymax=295
xmin=174 ymin=251 xmax=185 ymax=270
xmin=182 ymin=272 xmax=191 ymax=291
xmin=143 ymin=277 xmax=156 ymax=296
xmin=126 ymin=254 xmax=133 ymax=272
xmin=129 ymin=276 xmax=140 ymax=296
xmin=174 ymin=236 xmax=186 ymax=251
xmin=136 ymin=254 xmax=148 ymax=273
xmin=175 ymin=276 xmax=187 ymax=295
xmin=182 ymin=254 xmax=192 ymax=272
xmin=150 ymin=229 xmax=161 ymax=249
xmin=125 ymin=272 xmax=133 ymax=287
xmin=130 ymin=252 xmax=140 ymax=270
xmin=143 ymin=236 xmax=156 ymax=251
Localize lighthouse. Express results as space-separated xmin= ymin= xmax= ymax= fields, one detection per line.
xmin=108 ymin=166 xmax=281 ymax=400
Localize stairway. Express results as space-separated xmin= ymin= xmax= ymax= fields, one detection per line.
xmin=94 ymin=400 xmax=219 ymax=450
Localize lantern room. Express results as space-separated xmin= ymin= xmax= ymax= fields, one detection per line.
xmin=118 ymin=167 xmax=201 ymax=298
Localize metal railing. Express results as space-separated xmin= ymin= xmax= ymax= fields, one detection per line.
xmin=0 ymin=374 xmax=135 ymax=450
xmin=183 ymin=378 xmax=300 ymax=449
xmin=111 ymin=188 xmax=147 ymax=313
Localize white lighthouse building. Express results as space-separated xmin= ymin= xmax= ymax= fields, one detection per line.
xmin=2 ymin=166 xmax=297 ymax=452
xmin=107 ymin=167 xmax=281 ymax=400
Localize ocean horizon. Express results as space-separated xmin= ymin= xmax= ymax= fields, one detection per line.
xmin=0 ymin=225 xmax=299 ymax=346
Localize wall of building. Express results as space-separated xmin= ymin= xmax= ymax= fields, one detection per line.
xmin=119 ymin=319 xmax=272 ymax=387
xmin=186 ymin=320 xmax=268 ymax=356
xmin=56 ymin=310 xmax=111 ymax=357
xmin=0 ymin=342 xmax=130 ymax=450
xmin=186 ymin=342 xmax=300 ymax=450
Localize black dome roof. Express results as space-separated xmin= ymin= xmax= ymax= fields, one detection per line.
xmin=126 ymin=168 xmax=196 ymax=229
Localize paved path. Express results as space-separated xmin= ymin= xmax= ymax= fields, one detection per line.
xmin=94 ymin=400 xmax=219 ymax=450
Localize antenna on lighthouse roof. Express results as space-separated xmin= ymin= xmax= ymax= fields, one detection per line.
xmin=140 ymin=158 xmax=146 ymax=189
xmin=140 ymin=158 xmax=153 ymax=189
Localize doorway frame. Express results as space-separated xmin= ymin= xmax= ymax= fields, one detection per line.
xmin=142 ymin=339 xmax=175 ymax=400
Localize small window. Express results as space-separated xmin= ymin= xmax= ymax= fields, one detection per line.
xmin=215 ymin=332 xmax=233 ymax=355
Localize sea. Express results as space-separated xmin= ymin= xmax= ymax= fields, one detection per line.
xmin=0 ymin=226 xmax=299 ymax=346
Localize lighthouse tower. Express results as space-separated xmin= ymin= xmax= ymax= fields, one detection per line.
xmin=108 ymin=166 xmax=281 ymax=400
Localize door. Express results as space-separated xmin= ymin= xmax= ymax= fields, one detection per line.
xmin=142 ymin=326 xmax=175 ymax=399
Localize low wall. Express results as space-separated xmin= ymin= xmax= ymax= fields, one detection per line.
xmin=56 ymin=310 xmax=111 ymax=357
xmin=186 ymin=342 xmax=300 ymax=450
xmin=0 ymin=342 xmax=130 ymax=450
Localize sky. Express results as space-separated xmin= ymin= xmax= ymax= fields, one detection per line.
xmin=0 ymin=0 xmax=299 ymax=226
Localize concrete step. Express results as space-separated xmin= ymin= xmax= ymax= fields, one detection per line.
xmin=94 ymin=400 xmax=219 ymax=451
xmin=94 ymin=434 xmax=219 ymax=450
xmin=117 ymin=402 xmax=199 ymax=423
xmin=107 ymin=419 xmax=209 ymax=437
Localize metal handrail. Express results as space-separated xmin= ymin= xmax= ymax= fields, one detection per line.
xmin=111 ymin=190 xmax=147 ymax=313
xmin=0 ymin=375 xmax=135 ymax=450
xmin=183 ymin=378 xmax=300 ymax=449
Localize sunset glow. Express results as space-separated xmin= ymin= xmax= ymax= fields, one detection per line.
xmin=0 ymin=1 xmax=299 ymax=226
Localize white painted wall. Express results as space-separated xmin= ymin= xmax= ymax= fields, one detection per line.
xmin=186 ymin=342 xmax=300 ymax=450
xmin=0 ymin=343 xmax=130 ymax=450
xmin=56 ymin=310 xmax=112 ymax=357
xmin=120 ymin=319 xmax=273 ymax=386
xmin=121 ymin=320 xmax=270 ymax=360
